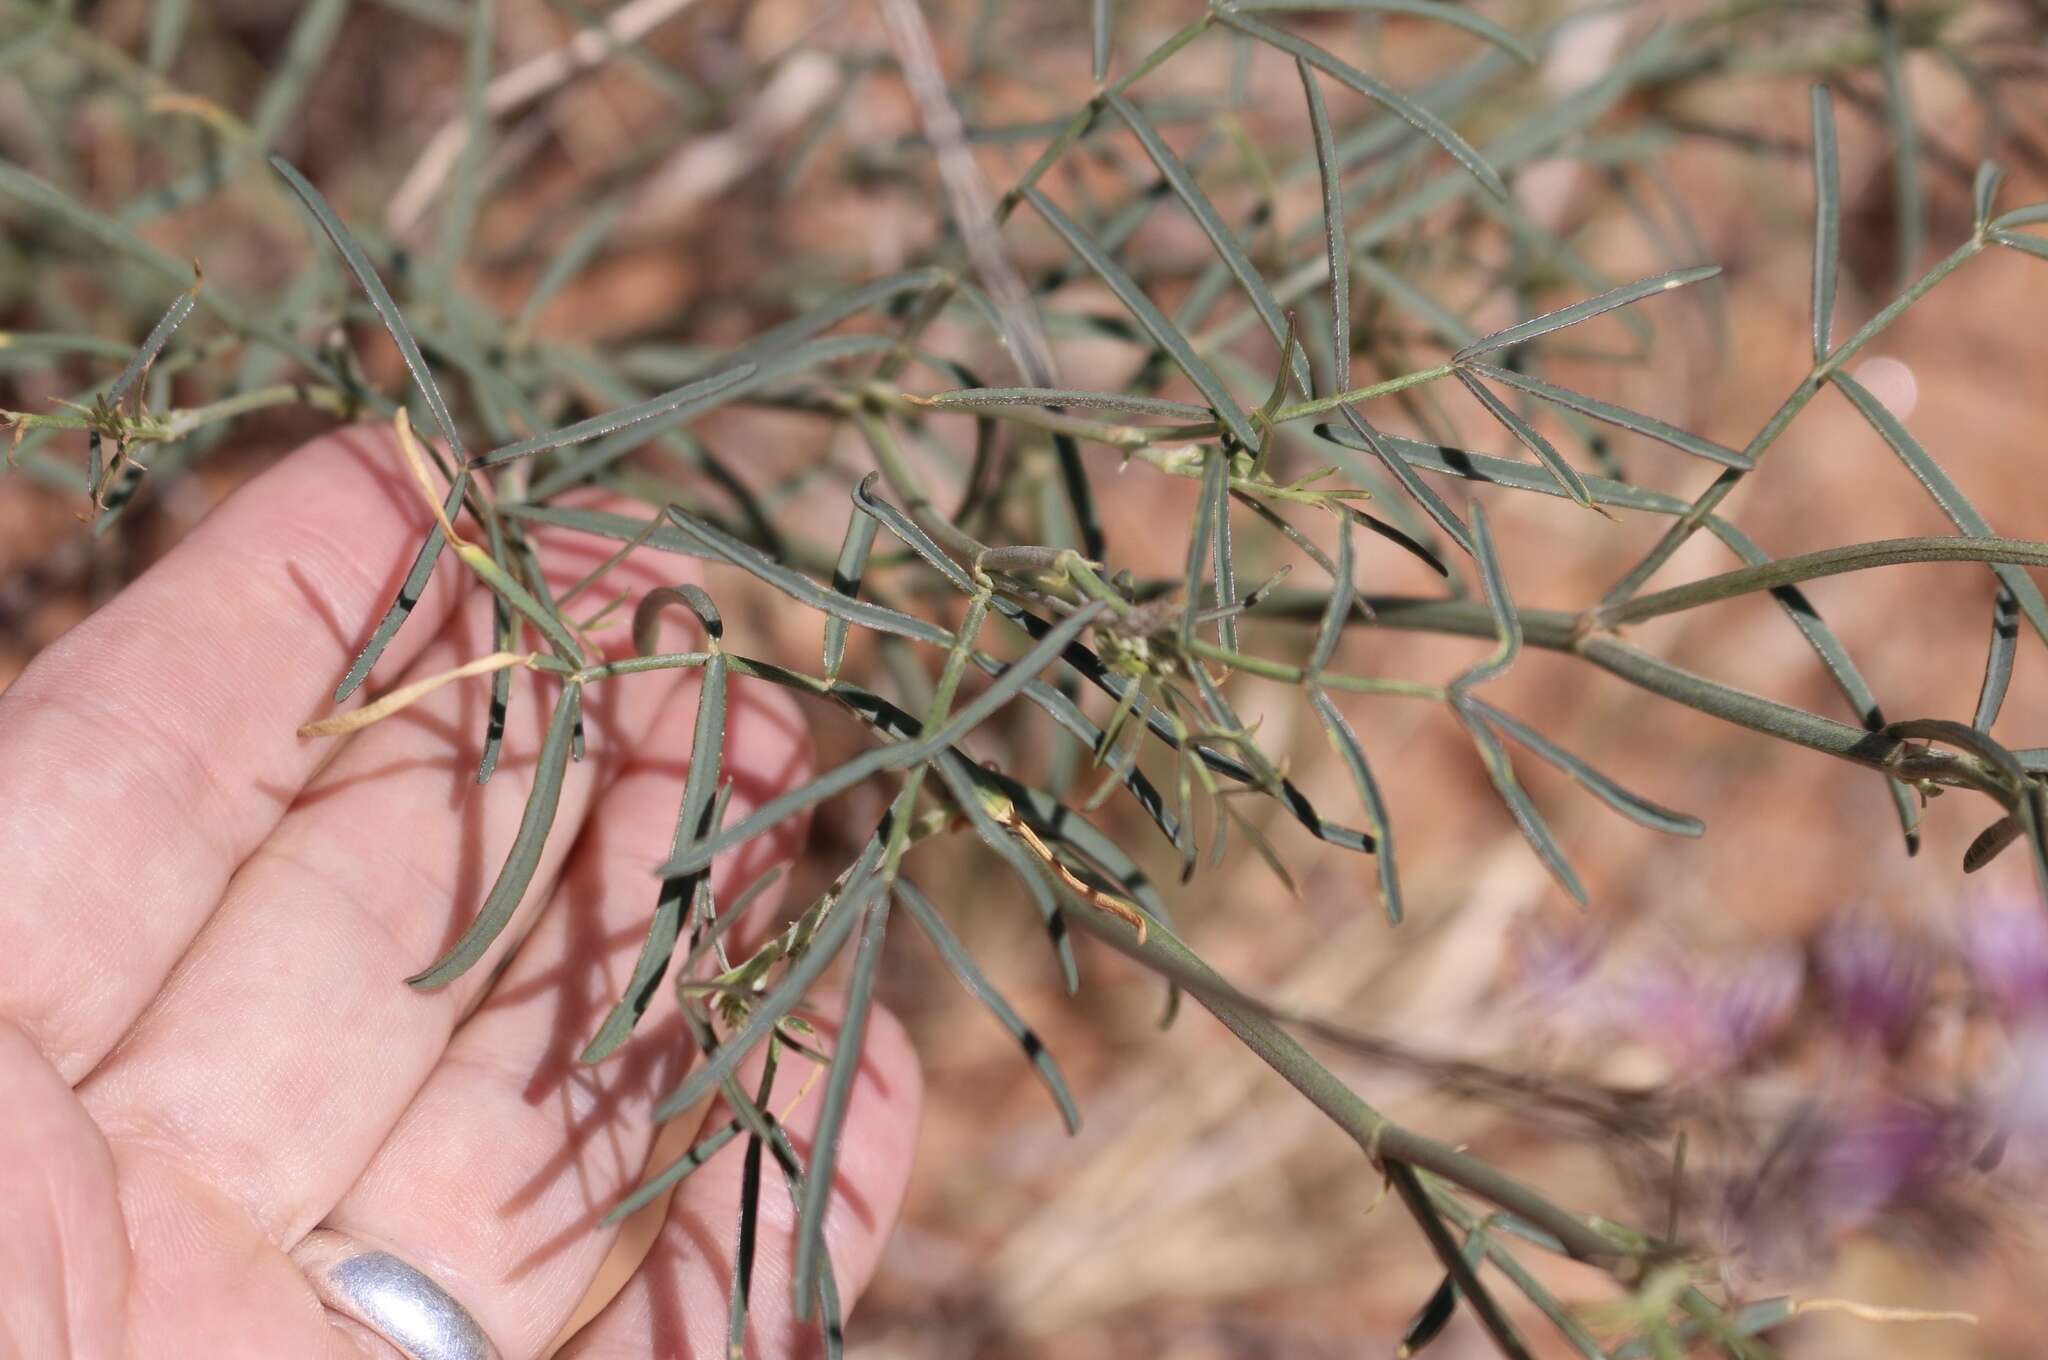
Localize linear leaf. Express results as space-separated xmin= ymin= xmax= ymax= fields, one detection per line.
xmin=1226 ymin=0 xmax=1536 ymax=63
xmin=824 ymin=507 xmax=880 ymax=679
xmin=1338 ymin=406 xmax=1475 ymax=555
xmin=104 ymin=282 xmax=198 ymax=412
xmin=408 ymin=683 xmax=582 ymax=988
xmin=474 ymin=365 xmax=757 ymax=466
xmin=1298 ymin=57 xmax=1349 ymax=395
xmin=1451 ymin=265 xmax=1720 ymax=363
xmin=1310 ymin=514 xmax=1354 ymax=674
xmin=1307 ymin=688 xmax=1400 ymax=922
xmin=656 ymin=603 xmax=1108 ymax=878
xmin=931 ymin=754 xmax=1081 ymax=992
xmin=1832 ymin=370 xmax=2048 ymax=647
xmin=652 ymin=881 xmax=874 ymax=1122
xmin=1107 ymin=92 xmax=1311 ymax=398
xmin=663 ymin=503 xmax=956 ymax=648
xmin=1976 ymin=589 xmax=2020 ymax=732
xmin=1456 ymin=370 xmax=1593 ymax=507
xmin=1220 ymin=12 xmax=1506 ymax=200
xmin=1182 ymin=449 xmax=1224 ymax=647
xmin=604 ymin=1116 xmax=745 ymax=1223
xmin=428 ymin=0 xmax=493 ymax=303
xmin=1463 ymin=697 xmax=1703 ymax=837
xmin=1811 ymin=85 xmax=1840 ymax=360
xmin=1454 ymin=696 xmax=1588 ymax=904
xmin=792 ymin=889 xmax=891 ymax=1315
xmin=581 ymin=653 xmax=729 ymax=1063
xmin=1992 ymin=229 xmax=2048 ymax=262
xmin=529 ymin=337 xmax=890 ymax=498
xmin=898 ymin=879 xmax=1080 ymax=1131
xmin=1454 ymin=501 xmax=1521 ymax=688
xmin=1974 ymin=161 xmax=2005 ymax=235
xmin=1462 ymin=362 xmax=1749 ymax=470
xmin=269 ymin=156 xmax=465 ymax=457
xmin=1387 ymin=1163 xmax=1535 ymax=1360
xmin=917 ymin=387 xmax=1213 ymax=419
xmin=515 ymin=198 xmax=625 ymax=335
xmin=1876 ymin=5 xmax=1923 ymax=285
xmin=1023 ymin=187 xmax=1260 ymax=450
xmin=1210 ymin=452 xmax=1240 ymax=650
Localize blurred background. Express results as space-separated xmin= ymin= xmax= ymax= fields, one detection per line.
xmin=7 ymin=1 xmax=2048 ymax=1355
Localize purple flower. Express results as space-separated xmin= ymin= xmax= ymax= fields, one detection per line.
xmin=1806 ymin=1099 xmax=1954 ymax=1229
xmin=1813 ymin=909 xmax=1929 ymax=1053
xmin=1510 ymin=914 xmax=1605 ymax=1008
xmin=1960 ymin=898 xmax=2048 ymax=1021
xmin=1621 ymin=944 xmax=1804 ymax=1075
xmin=1720 ymin=1098 xmax=1960 ymax=1282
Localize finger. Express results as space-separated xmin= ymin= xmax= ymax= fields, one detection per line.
xmin=0 ymin=1019 xmax=129 ymax=1359
xmin=310 ymin=673 xmax=813 ymax=1359
xmin=561 ymin=1003 xmax=923 ymax=1360
xmin=0 ymin=426 xmax=471 ymax=1081
xmin=74 ymin=509 xmax=693 ymax=1252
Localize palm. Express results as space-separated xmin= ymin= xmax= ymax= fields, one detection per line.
xmin=0 ymin=430 xmax=920 ymax=1359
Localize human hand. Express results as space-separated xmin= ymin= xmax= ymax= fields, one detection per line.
xmin=0 ymin=429 xmax=923 ymax=1359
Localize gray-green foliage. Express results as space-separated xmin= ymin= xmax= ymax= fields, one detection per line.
xmin=6 ymin=0 xmax=2048 ymax=1352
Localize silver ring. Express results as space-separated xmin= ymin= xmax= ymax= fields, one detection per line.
xmin=293 ymin=1229 xmax=503 ymax=1360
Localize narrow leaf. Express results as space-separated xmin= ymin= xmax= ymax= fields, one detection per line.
xmin=474 ymin=365 xmax=757 ymax=467
xmin=931 ymin=754 xmax=1081 ymax=993
xmin=408 ymin=683 xmax=582 ymax=988
xmin=1107 ymin=92 xmax=1311 ymax=397
xmin=1023 ymin=187 xmax=1260 ymax=450
xmin=1181 ymin=450 xmax=1224 ymax=647
xmin=917 ymin=387 xmax=1213 ymax=419
xmin=581 ymin=652 xmax=729 ymax=1063
xmin=1387 ymin=1163 xmax=1535 ymax=1360
xmin=652 ymin=880 xmax=874 ymax=1120
xmin=1454 ymin=696 xmax=1588 ymax=904
xmin=1456 ymin=370 xmax=1593 ymax=508
xmin=1463 ymin=362 xmax=1749 ymax=470
xmin=825 ymin=507 xmax=879 ymax=679
xmin=1310 ymin=514 xmax=1354 ymax=674
xmin=1298 ymin=56 xmax=1349 ymax=394
xmin=1227 ymin=1 xmax=1536 ymax=64
xmin=1463 ymin=697 xmax=1703 ymax=837
xmin=898 ymin=879 xmax=1081 ymax=1131
xmin=1210 ymin=453 xmax=1240 ymax=650
xmin=1811 ymin=85 xmax=1840 ymax=360
xmin=1975 ymin=588 xmax=2019 ymax=732
xmin=1974 ymin=160 xmax=2005 ymax=235
xmin=1832 ymin=370 xmax=2048 ymax=647
xmin=656 ymin=603 xmax=1108 ymax=878
xmin=1307 ymin=688 xmax=1401 ymax=922
xmin=1876 ymin=4 xmax=1923 ymax=285
xmin=1221 ymin=12 xmax=1507 ymax=200
xmin=793 ymin=890 xmax=891 ymax=1316
xmin=1454 ymin=501 xmax=1522 ymax=688
xmin=1452 ymin=265 xmax=1720 ymax=363
xmin=269 ymin=156 xmax=465 ymax=457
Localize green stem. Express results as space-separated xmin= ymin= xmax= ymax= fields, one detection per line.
xmin=1187 ymin=637 xmax=1446 ymax=699
xmin=163 ymin=382 xmax=356 ymax=436
xmin=1268 ymin=362 xmax=1455 ymax=423
xmin=1603 ymin=239 xmax=1983 ymax=606
xmin=1596 ymin=535 xmax=2048 ymax=628
xmin=1060 ymin=905 xmax=1639 ymax=1273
